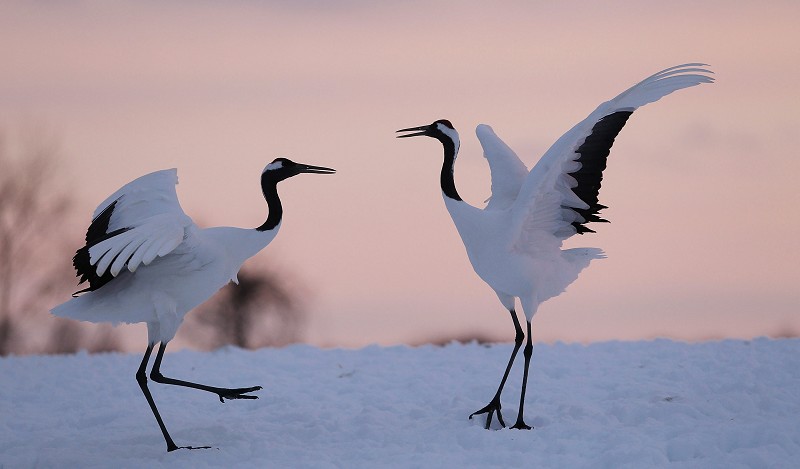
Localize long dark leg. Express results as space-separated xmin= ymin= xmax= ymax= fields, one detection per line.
xmin=510 ymin=320 xmax=533 ymax=430
xmin=136 ymin=343 xmax=181 ymax=452
xmin=469 ymin=309 xmax=525 ymax=429
xmin=150 ymin=342 xmax=261 ymax=403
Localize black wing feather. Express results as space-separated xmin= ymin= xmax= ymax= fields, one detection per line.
xmin=71 ymin=200 xmax=130 ymax=296
xmin=567 ymin=110 xmax=632 ymax=234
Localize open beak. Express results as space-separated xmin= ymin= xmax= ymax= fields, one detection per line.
xmin=298 ymin=163 xmax=336 ymax=174
xmin=396 ymin=124 xmax=431 ymax=138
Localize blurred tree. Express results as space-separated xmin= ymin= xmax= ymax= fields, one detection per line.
xmin=184 ymin=264 xmax=307 ymax=350
xmin=0 ymin=126 xmax=121 ymax=355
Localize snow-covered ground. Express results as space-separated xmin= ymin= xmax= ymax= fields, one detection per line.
xmin=2 ymin=339 xmax=799 ymax=468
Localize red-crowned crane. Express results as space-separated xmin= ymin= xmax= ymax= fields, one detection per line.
xmin=52 ymin=158 xmax=335 ymax=451
xmin=397 ymin=64 xmax=713 ymax=430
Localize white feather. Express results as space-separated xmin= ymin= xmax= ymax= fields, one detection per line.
xmin=476 ymin=124 xmax=528 ymax=211
xmin=88 ymin=211 xmax=192 ymax=277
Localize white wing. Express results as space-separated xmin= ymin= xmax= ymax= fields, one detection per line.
xmin=476 ymin=124 xmax=529 ymax=211
xmin=83 ymin=169 xmax=194 ymax=278
xmin=510 ymin=64 xmax=714 ymax=254
xmin=92 ymin=168 xmax=185 ymax=228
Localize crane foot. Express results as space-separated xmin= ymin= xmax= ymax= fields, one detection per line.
xmin=218 ymin=385 xmax=262 ymax=403
xmin=469 ymin=396 xmax=505 ymax=429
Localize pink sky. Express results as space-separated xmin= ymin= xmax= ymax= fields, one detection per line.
xmin=2 ymin=1 xmax=798 ymax=348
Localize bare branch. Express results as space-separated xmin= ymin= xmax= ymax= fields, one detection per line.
xmin=0 ymin=125 xmax=122 ymax=355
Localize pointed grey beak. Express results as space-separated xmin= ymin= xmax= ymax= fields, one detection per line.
xmin=396 ymin=125 xmax=431 ymax=138
xmin=298 ymin=164 xmax=336 ymax=174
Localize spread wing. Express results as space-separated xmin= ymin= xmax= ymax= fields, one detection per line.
xmin=72 ymin=168 xmax=194 ymax=295
xmin=510 ymin=63 xmax=714 ymax=254
xmin=477 ymin=124 xmax=529 ymax=211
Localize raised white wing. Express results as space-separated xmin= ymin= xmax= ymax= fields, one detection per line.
xmin=510 ymin=64 xmax=714 ymax=254
xmin=92 ymin=168 xmax=186 ymax=229
xmin=476 ymin=124 xmax=529 ymax=211
xmin=78 ymin=169 xmax=194 ymax=282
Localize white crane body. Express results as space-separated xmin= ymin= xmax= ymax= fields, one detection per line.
xmin=51 ymin=169 xmax=281 ymax=343
xmin=53 ymin=224 xmax=279 ymax=342
xmin=444 ymin=197 xmax=600 ymax=318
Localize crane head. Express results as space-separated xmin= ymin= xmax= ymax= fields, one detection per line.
xmin=262 ymin=158 xmax=336 ymax=182
xmin=396 ymin=119 xmax=458 ymax=144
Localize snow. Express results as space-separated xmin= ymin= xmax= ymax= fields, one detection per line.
xmin=2 ymin=339 xmax=799 ymax=468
